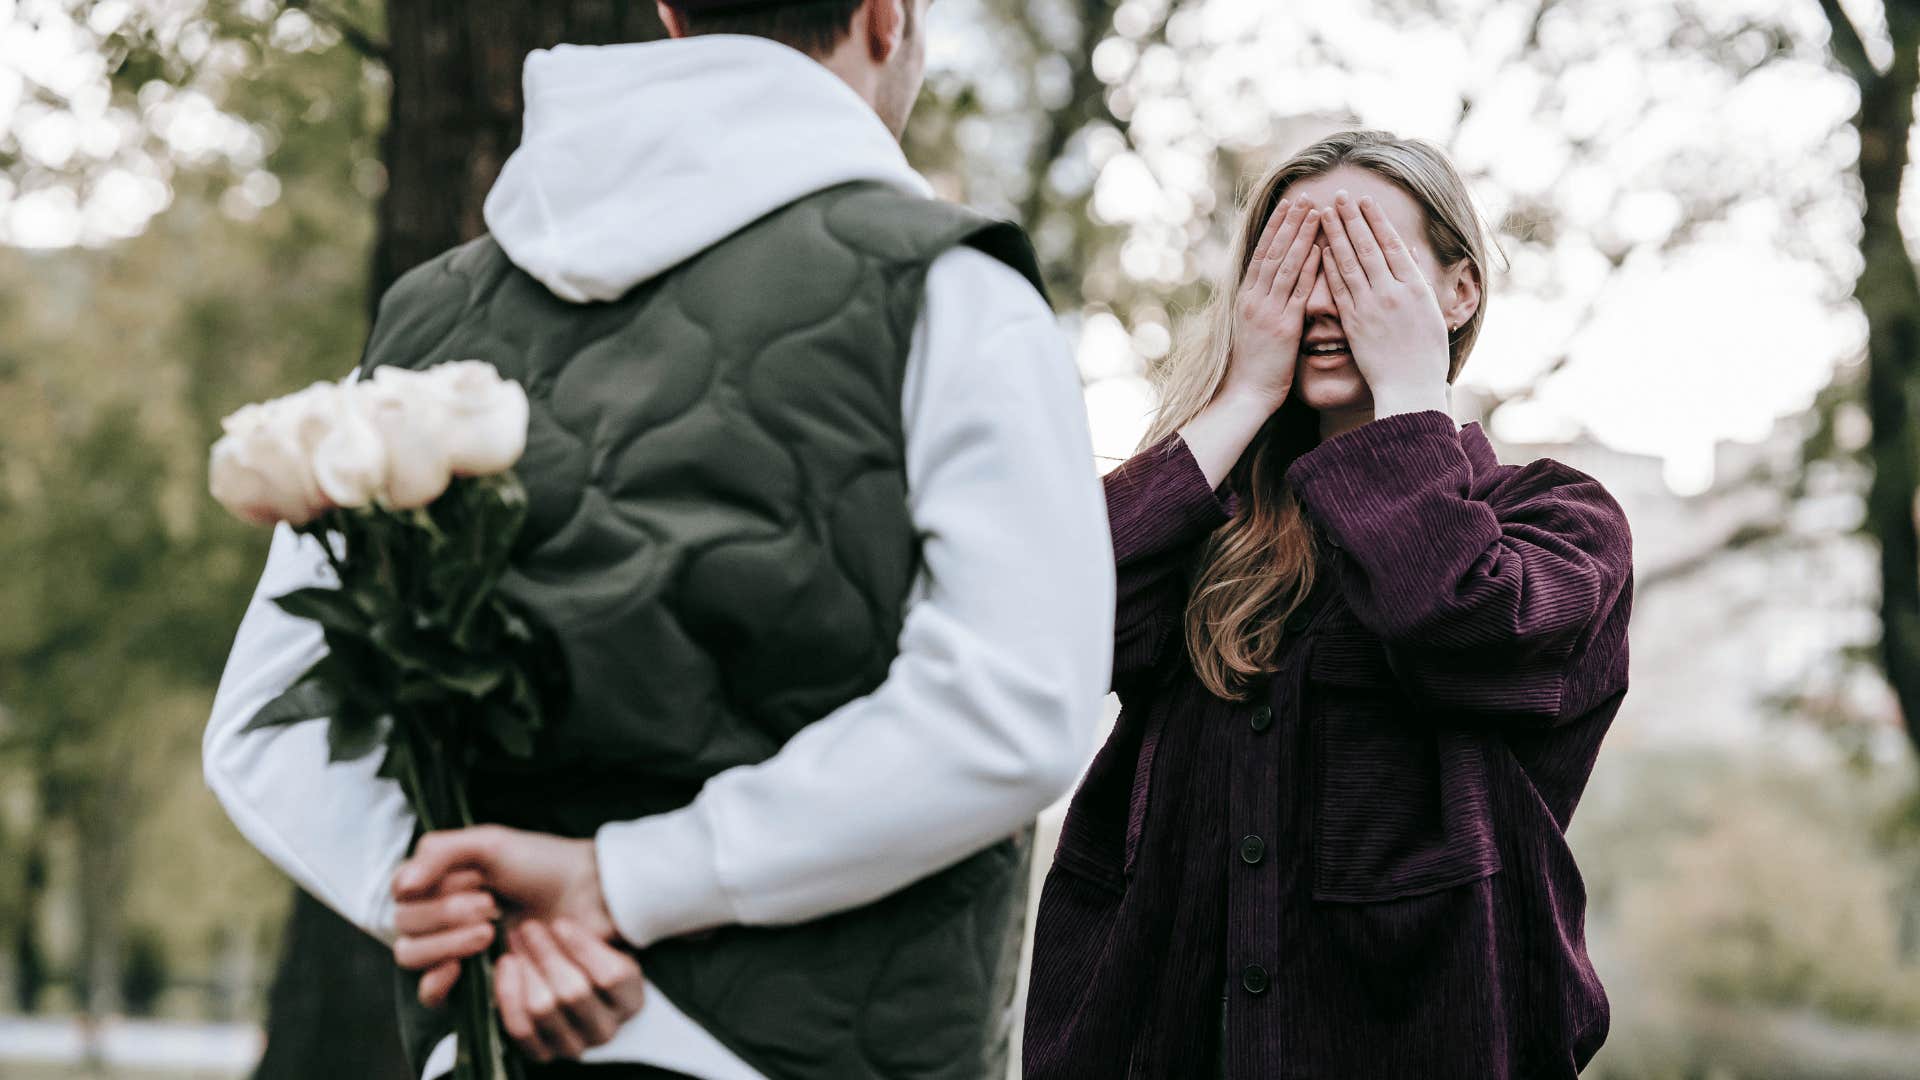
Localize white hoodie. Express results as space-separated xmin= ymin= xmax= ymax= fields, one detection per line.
xmin=204 ymin=35 xmax=1114 ymax=1079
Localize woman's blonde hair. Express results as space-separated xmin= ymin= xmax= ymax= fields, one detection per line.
xmin=1143 ymin=129 xmax=1498 ymax=700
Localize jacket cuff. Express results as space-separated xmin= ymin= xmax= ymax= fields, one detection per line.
xmin=1285 ymin=410 xmax=1463 ymax=536
xmin=1105 ymin=432 xmax=1237 ymax=562
xmin=594 ymin=808 xmax=737 ymax=949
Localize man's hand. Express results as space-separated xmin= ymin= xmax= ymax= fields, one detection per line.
xmin=392 ymin=824 xmax=621 ymax=1003
xmin=396 ymin=824 xmax=618 ymax=938
xmin=392 ymin=866 xmax=501 ymax=1008
xmin=497 ymin=919 xmax=646 ymax=1062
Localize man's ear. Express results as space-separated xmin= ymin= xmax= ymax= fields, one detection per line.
xmin=863 ymin=0 xmax=908 ymax=63
xmin=657 ymin=1 xmax=688 ymax=38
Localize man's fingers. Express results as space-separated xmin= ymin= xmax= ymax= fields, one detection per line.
xmin=394 ymin=827 xmax=505 ymax=901
xmin=395 ymin=889 xmax=500 ymax=937
xmin=496 ymin=954 xmax=552 ymax=1063
xmin=552 ymin=918 xmax=646 ymax=1016
xmin=519 ymin=921 xmax=622 ymax=1046
xmin=434 ymin=869 xmax=486 ymax=897
xmin=393 ymin=921 xmax=494 ymax=971
xmin=417 ymin=960 xmax=462 ymax=1010
xmin=511 ymin=929 xmax=591 ymax=1059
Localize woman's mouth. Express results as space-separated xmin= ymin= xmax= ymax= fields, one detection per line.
xmin=1301 ymin=342 xmax=1351 ymax=369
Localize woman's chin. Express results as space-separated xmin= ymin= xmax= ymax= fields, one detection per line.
xmin=1296 ymin=367 xmax=1372 ymax=412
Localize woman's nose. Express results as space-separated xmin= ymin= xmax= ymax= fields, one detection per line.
xmin=1305 ymin=253 xmax=1339 ymax=319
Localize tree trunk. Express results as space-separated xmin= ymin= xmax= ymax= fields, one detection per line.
xmin=372 ymin=0 xmax=668 ymax=300
xmin=1833 ymin=5 xmax=1920 ymax=757
xmin=255 ymin=6 xmax=668 ymax=1077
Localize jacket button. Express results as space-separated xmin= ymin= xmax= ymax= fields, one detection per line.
xmin=1239 ymin=835 xmax=1265 ymax=865
xmin=1242 ymin=964 xmax=1269 ymax=995
xmin=1285 ymin=611 xmax=1313 ymax=635
xmin=1249 ymin=705 xmax=1273 ymax=733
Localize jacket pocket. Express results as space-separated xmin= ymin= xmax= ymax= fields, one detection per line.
xmin=1307 ymin=622 xmax=1502 ymax=903
xmin=1051 ymin=700 xmax=1165 ymax=895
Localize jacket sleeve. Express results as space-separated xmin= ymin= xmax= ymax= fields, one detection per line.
xmin=203 ymin=523 xmax=416 ymax=944
xmin=592 ymin=247 xmax=1117 ymax=947
xmin=1286 ymin=410 xmax=1633 ymax=725
xmin=1103 ymin=433 xmax=1236 ymax=691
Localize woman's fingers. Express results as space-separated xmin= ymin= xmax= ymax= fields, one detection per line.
xmin=1246 ymin=198 xmax=1309 ymax=296
xmin=1335 ymin=192 xmax=1392 ymax=285
xmin=1247 ymin=197 xmax=1291 ymax=271
xmin=551 ymin=918 xmax=647 ymax=1016
xmin=1319 ymin=241 xmax=1355 ymax=314
xmin=395 ymin=888 xmax=500 ymax=937
xmin=496 ymin=953 xmax=553 ymax=1063
xmin=1318 ymin=205 xmax=1368 ymax=296
xmin=1290 ymin=246 xmax=1322 ymax=309
xmin=508 ymin=924 xmax=600 ymax=1055
xmin=1266 ymin=209 xmax=1322 ymax=301
xmin=417 ymin=960 xmax=462 ymax=1010
xmin=393 ymin=920 xmax=494 ymax=972
xmin=1358 ymin=195 xmax=1424 ymax=284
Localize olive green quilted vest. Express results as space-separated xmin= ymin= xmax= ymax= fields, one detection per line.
xmin=362 ymin=181 xmax=1046 ymax=1080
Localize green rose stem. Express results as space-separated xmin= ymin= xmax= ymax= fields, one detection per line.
xmin=399 ymin=724 xmax=524 ymax=1080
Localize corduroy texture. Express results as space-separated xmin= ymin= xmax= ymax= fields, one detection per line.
xmin=1025 ymin=410 xmax=1634 ymax=1080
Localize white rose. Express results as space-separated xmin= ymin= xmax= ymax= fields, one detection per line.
xmin=420 ymin=361 xmax=530 ymax=476
xmin=209 ymin=395 xmax=331 ymax=526
xmin=309 ymin=379 xmax=388 ymax=509
xmin=354 ymin=373 xmax=455 ymax=510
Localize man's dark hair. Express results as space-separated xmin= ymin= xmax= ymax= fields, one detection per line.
xmin=678 ymin=0 xmax=909 ymax=59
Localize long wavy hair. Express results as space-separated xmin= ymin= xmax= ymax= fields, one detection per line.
xmin=1143 ymin=130 xmax=1499 ymax=700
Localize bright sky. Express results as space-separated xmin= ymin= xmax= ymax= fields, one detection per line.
xmin=1 ymin=0 xmax=1891 ymax=494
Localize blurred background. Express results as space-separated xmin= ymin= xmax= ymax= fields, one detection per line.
xmin=3 ymin=0 xmax=1920 ymax=1077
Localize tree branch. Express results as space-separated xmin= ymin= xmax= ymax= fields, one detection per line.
xmin=1816 ymin=0 xmax=1879 ymax=85
xmin=286 ymin=0 xmax=389 ymax=63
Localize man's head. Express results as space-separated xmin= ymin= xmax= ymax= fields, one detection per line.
xmin=657 ymin=0 xmax=932 ymax=138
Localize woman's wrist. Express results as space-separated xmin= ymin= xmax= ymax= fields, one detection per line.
xmin=1368 ymin=380 xmax=1450 ymax=420
xmin=1180 ymin=385 xmax=1284 ymax=489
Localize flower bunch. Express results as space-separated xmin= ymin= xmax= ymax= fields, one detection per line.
xmin=210 ymin=360 xmax=560 ymax=1080
xmin=209 ymin=360 xmax=531 ymax=525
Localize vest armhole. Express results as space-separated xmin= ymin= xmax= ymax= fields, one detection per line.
xmin=960 ymin=221 xmax=1051 ymax=309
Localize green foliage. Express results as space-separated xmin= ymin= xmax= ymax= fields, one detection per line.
xmin=0 ymin=0 xmax=381 ymax=1007
xmin=242 ymin=474 xmax=562 ymax=794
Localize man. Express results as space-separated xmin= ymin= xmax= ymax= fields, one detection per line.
xmin=203 ymin=1 xmax=1114 ymax=1077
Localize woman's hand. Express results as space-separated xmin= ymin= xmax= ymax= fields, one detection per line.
xmin=1224 ymin=196 xmax=1323 ymax=408
xmin=1317 ymin=192 xmax=1451 ymax=418
xmin=1179 ymin=196 xmax=1323 ymax=489
xmin=497 ymin=919 xmax=648 ymax=1063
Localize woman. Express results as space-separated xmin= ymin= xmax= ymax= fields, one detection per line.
xmin=1023 ymin=130 xmax=1634 ymax=1079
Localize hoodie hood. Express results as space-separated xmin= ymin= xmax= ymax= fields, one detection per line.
xmin=483 ymin=35 xmax=933 ymax=304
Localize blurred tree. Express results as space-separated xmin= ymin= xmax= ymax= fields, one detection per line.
xmin=1811 ymin=0 xmax=1920 ymax=759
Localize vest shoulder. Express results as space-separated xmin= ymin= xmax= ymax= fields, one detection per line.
xmin=361 ymin=237 xmax=513 ymax=372
xmin=764 ymin=183 xmax=1048 ymax=304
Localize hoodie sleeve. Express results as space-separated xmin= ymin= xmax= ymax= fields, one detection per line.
xmin=203 ymin=523 xmax=416 ymax=944
xmin=593 ymin=247 xmax=1116 ymax=946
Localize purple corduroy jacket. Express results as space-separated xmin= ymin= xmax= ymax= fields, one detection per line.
xmin=1023 ymin=409 xmax=1635 ymax=1080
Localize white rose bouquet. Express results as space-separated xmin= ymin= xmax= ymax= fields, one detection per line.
xmin=210 ymin=360 xmax=565 ymax=1080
